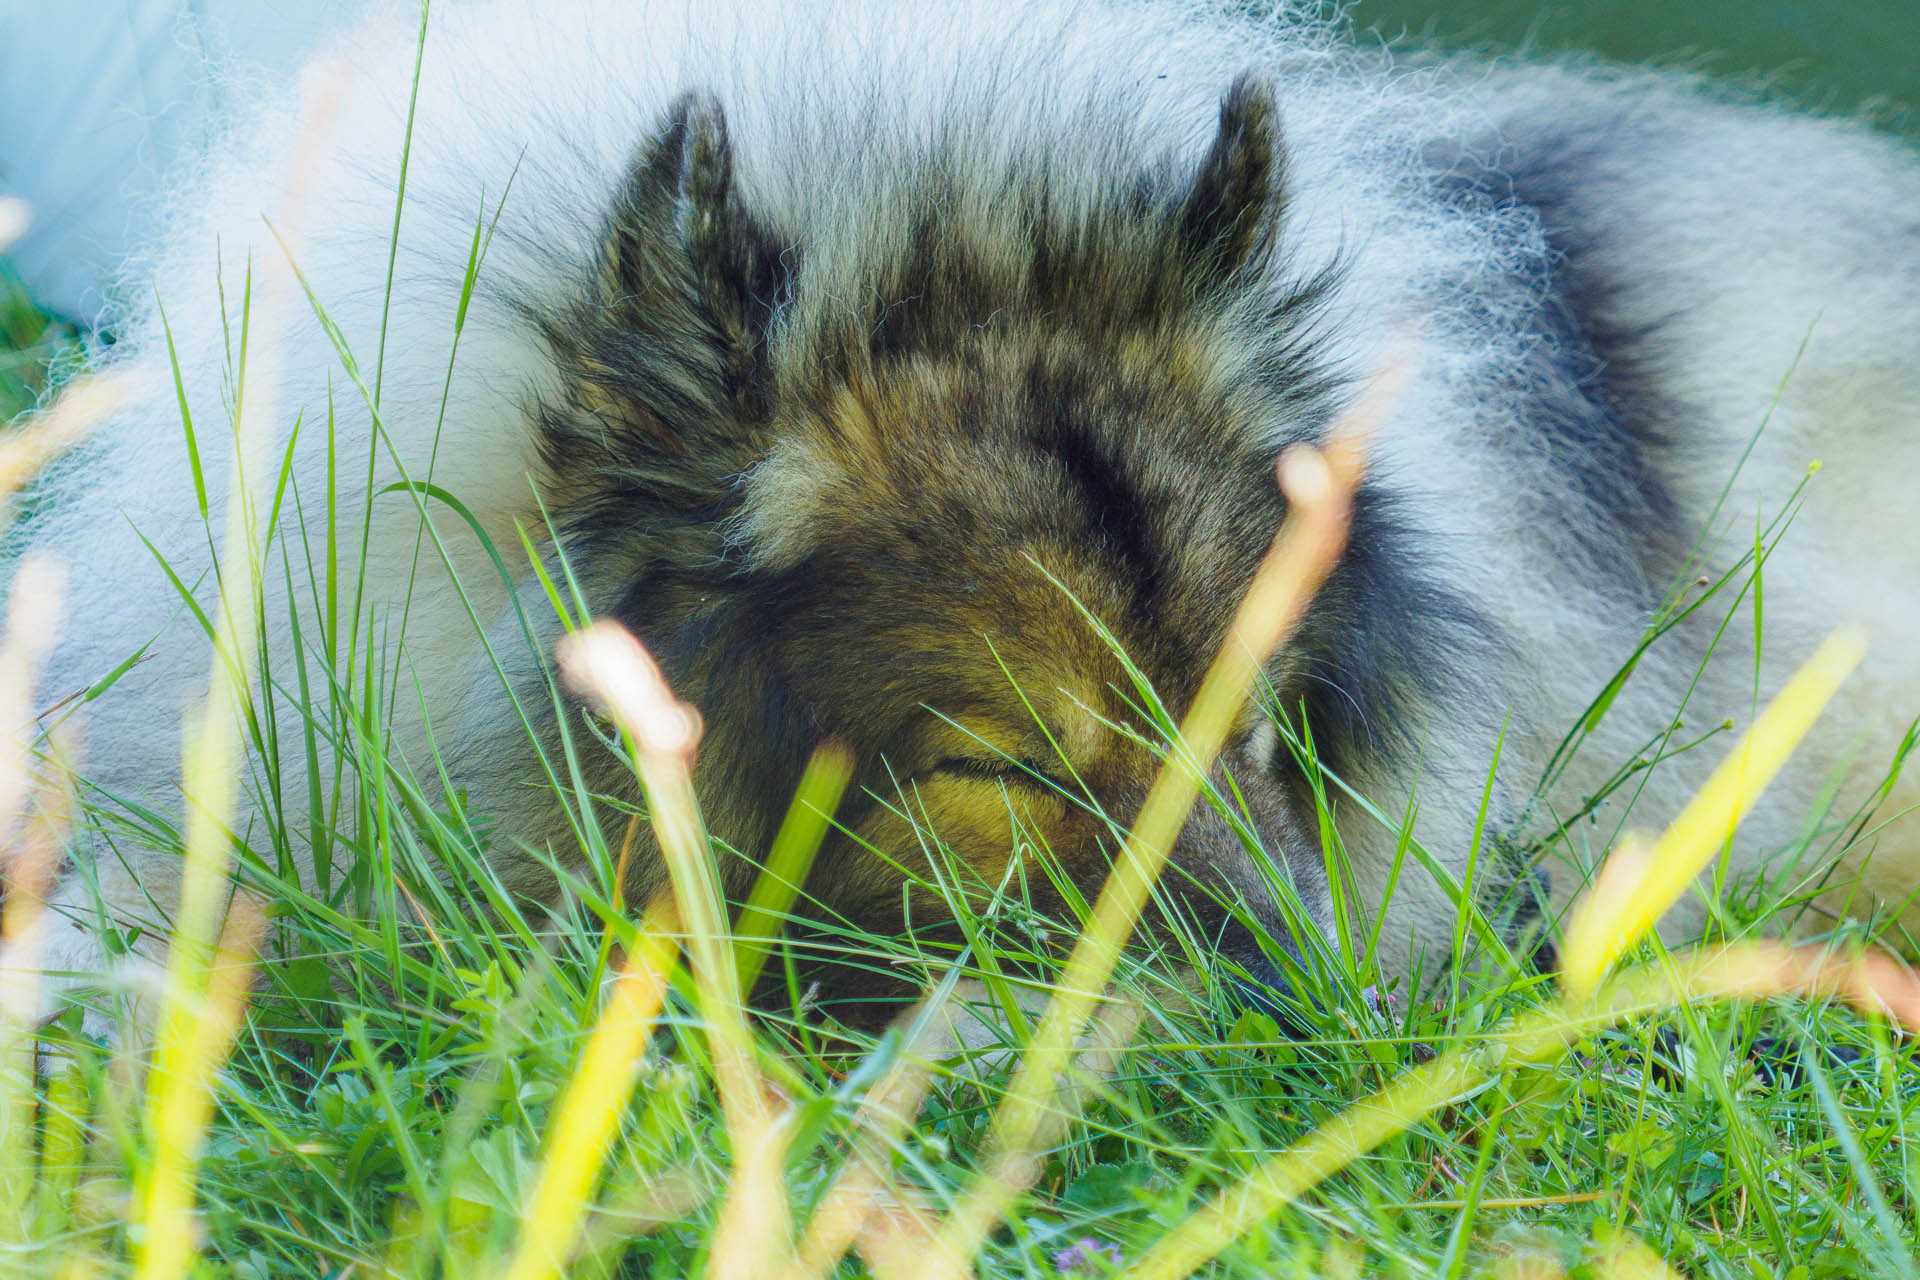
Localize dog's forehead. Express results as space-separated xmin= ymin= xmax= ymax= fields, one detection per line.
xmin=731 ymin=339 xmax=1289 ymax=742
xmin=776 ymin=562 xmax=1148 ymax=767
xmin=735 ymin=326 xmax=1276 ymax=569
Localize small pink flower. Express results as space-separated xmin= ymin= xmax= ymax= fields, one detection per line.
xmin=1054 ymin=1238 xmax=1124 ymax=1274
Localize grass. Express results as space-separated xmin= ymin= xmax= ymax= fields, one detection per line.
xmin=0 ymin=256 xmax=76 ymax=423
xmin=3 ymin=37 xmax=1920 ymax=1278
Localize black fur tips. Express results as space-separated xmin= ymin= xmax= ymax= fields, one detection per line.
xmin=1181 ymin=70 xmax=1284 ymax=287
xmin=610 ymin=89 xmax=735 ymax=292
xmin=662 ymin=90 xmax=738 ymax=301
xmin=603 ymin=89 xmax=788 ymax=376
xmin=547 ymin=85 xmax=794 ymax=505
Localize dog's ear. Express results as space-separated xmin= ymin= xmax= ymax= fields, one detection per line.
xmin=544 ymin=92 xmax=793 ymax=515
xmin=1179 ymin=71 xmax=1284 ymax=287
xmin=601 ymin=90 xmax=791 ymax=398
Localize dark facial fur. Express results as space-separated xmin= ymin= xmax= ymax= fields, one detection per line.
xmin=527 ymin=75 xmax=1476 ymax=1008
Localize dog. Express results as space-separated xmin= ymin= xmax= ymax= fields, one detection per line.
xmin=13 ymin=0 xmax=1920 ymax=1029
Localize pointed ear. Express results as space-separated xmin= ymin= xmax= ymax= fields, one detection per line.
xmin=603 ymin=90 xmax=790 ymax=379
xmin=1180 ymin=71 xmax=1284 ymax=286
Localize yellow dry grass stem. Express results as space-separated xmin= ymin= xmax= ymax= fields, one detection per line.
xmin=500 ymin=910 xmax=679 ymax=1280
xmin=130 ymin=903 xmax=267 ymax=1280
xmin=132 ymin=55 xmax=349 ymax=1280
xmin=559 ymin=623 xmax=788 ymax=1280
xmin=0 ymin=300 xmax=118 ymax=1280
xmin=784 ymin=1052 xmax=935 ymax=1279
xmin=0 ymin=561 xmax=69 ymax=1262
xmin=0 ymin=376 xmax=129 ymax=526
xmin=1560 ymin=628 xmax=1866 ymax=998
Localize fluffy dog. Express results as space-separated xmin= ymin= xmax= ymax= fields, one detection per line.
xmin=15 ymin=0 xmax=1920 ymax=1022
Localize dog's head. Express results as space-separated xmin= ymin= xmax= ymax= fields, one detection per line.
xmin=535 ymin=75 xmax=1459 ymax=1002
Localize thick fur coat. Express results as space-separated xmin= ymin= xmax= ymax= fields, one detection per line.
xmin=15 ymin=0 xmax=1920 ymax=1017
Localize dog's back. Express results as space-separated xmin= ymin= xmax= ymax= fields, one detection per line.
xmin=1448 ymin=65 xmax=1920 ymax=942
